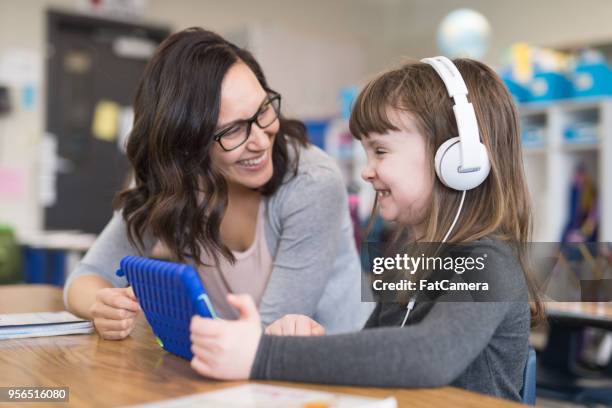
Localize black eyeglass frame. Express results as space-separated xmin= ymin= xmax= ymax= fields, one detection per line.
xmin=213 ymin=91 xmax=282 ymax=152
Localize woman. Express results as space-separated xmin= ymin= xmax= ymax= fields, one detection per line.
xmin=64 ymin=27 xmax=370 ymax=339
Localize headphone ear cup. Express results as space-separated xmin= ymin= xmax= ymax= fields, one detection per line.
xmin=434 ymin=137 xmax=491 ymax=191
xmin=434 ymin=137 xmax=460 ymax=184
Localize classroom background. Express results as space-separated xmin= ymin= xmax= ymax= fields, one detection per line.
xmin=1 ymin=0 xmax=612 ymax=406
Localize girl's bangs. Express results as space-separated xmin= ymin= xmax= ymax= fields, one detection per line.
xmin=349 ymin=76 xmax=401 ymax=140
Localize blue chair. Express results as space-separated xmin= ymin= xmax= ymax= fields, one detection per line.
xmin=521 ymin=347 xmax=537 ymax=405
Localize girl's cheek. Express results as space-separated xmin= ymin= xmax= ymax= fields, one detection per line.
xmin=414 ymin=190 xmax=434 ymax=222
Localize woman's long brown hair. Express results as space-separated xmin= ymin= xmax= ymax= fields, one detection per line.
xmin=349 ymin=58 xmax=544 ymax=324
xmin=114 ymin=27 xmax=308 ymax=267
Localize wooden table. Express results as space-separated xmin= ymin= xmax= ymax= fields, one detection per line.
xmin=545 ymin=302 xmax=612 ymax=330
xmin=0 ymin=285 xmax=523 ymax=407
xmin=536 ymin=302 xmax=612 ymax=403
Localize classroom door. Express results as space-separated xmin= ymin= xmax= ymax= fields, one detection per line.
xmin=44 ymin=11 xmax=168 ymax=234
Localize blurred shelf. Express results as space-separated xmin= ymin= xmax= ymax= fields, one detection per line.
xmin=520 ymin=98 xmax=612 ymax=242
xmin=519 ymin=95 xmax=612 ymax=114
xmin=523 ymin=145 xmax=547 ymax=155
xmin=561 ymin=142 xmax=600 ymax=152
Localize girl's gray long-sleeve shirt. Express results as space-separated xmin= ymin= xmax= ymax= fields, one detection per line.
xmin=250 ymin=239 xmax=531 ymax=402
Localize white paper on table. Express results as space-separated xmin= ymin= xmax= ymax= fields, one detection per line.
xmin=124 ymin=384 xmax=397 ymax=408
xmin=0 ymin=311 xmax=88 ymax=327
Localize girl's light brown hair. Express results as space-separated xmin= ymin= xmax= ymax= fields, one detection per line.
xmin=349 ymin=58 xmax=544 ymax=324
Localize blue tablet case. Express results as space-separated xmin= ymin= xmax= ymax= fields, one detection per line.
xmin=116 ymin=256 xmax=216 ymax=360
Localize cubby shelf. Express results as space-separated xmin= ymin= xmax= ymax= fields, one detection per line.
xmin=520 ymin=98 xmax=612 ymax=242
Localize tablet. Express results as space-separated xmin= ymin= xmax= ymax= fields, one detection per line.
xmin=116 ymin=256 xmax=216 ymax=360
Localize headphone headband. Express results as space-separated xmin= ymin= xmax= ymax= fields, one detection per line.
xmin=421 ymin=56 xmax=481 ymax=173
xmin=420 ymin=56 xmax=468 ymax=100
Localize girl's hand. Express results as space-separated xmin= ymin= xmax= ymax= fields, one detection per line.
xmin=89 ymin=286 xmax=141 ymax=340
xmin=190 ymin=294 xmax=262 ymax=380
xmin=265 ymin=314 xmax=326 ymax=336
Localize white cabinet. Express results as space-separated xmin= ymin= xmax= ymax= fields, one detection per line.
xmin=521 ymin=98 xmax=612 ymax=242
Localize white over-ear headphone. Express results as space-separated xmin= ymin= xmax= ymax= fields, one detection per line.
xmin=421 ymin=56 xmax=491 ymax=191
xmin=400 ymin=57 xmax=491 ymax=327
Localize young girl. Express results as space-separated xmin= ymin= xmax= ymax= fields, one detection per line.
xmin=188 ymin=57 xmax=544 ymax=402
xmin=64 ymin=28 xmax=370 ymax=339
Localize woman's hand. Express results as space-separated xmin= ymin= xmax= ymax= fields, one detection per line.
xmin=265 ymin=314 xmax=326 ymax=336
xmin=190 ymin=294 xmax=262 ymax=380
xmin=89 ymin=286 xmax=141 ymax=340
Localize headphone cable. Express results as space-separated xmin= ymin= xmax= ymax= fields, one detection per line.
xmin=442 ymin=190 xmax=467 ymax=243
xmin=401 ymin=189 xmax=467 ymax=327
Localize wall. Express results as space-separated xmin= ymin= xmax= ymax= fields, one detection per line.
xmin=374 ymin=0 xmax=612 ymax=71
xmin=2 ymin=0 xmax=612 ymax=236
xmin=0 ymin=0 xmax=383 ymax=235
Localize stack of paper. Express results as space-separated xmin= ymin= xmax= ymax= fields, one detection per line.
xmin=126 ymin=384 xmax=397 ymax=408
xmin=0 ymin=311 xmax=94 ymax=340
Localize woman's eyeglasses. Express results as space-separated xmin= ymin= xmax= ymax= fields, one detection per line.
xmin=213 ymin=92 xmax=281 ymax=151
